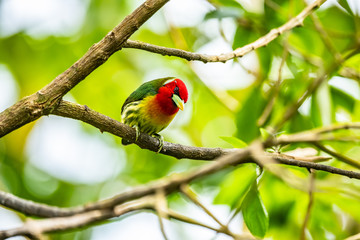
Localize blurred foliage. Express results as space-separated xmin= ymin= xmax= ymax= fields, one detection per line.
xmin=0 ymin=0 xmax=360 ymax=239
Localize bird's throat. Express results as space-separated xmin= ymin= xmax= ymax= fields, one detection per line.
xmin=155 ymin=93 xmax=180 ymax=116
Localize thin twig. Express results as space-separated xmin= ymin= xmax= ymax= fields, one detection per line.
xmin=251 ymin=140 xmax=311 ymax=191
xmin=300 ymin=170 xmax=316 ymax=240
xmin=122 ymin=0 xmax=326 ymax=63
xmin=271 ymin=154 xmax=360 ymax=179
xmin=169 ymin=209 xmax=254 ymax=239
xmin=167 ymin=209 xmax=219 ymax=233
xmin=166 ymin=209 xmax=255 ymax=240
xmin=237 ymin=60 xmax=259 ymax=78
xmin=272 ymin=47 xmax=360 ymax=132
xmin=180 ymin=185 xmax=240 ymax=240
xmin=0 ymin=197 xmax=154 ymax=239
xmin=180 ymin=185 xmax=226 ymax=228
xmin=155 ymin=189 xmax=169 ymax=240
xmin=340 ymin=67 xmax=360 ymax=81
xmin=306 ymin=1 xmax=343 ymax=63
xmin=312 ymin=142 xmax=360 ymax=169
xmin=272 ymin=69 xmax=327 ymax=132
xmin=271 ymin=122 xmax=360 ymax=146
xmin=258 ymin=45 xmax=289 ymax=127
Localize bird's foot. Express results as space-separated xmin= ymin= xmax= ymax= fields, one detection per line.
xmin=153 ymin=133 xmax=164 ymax=153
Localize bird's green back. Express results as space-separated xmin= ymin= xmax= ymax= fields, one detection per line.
xmin=121 ymin=77 xmax=175 ymax=113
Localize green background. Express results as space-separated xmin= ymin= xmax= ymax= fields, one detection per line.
xmin=0 ymin=0 xmax=360 ymax=239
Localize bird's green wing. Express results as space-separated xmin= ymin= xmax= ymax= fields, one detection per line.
xmin=121 ymin=77 xmax=175 ymax=113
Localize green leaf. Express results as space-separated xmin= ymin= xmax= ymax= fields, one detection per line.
xmin=257 ymin=47 xmax=272 ymax=79
xmin=337 ymin=0 xmax=354 ymax=15
xmin=311 ymin=81 xmax=333 ymax=127
xmin=264 ymin=0 xmax=289 ymax=28
xmin=214 ymin=164 xmax=257 ymax=209
xmin=236 ymin=87 xmax=266 ymax=143
xmin=233 ymin=26 xmax=256 ymax=49
xmin=242 ymin=183 xmax=269 ymax=238
xmin=343 ymin=52 xmax=360 ymax=70
xmin=330 ymin=85 xmax=355 ymax=113
xmin=288 ymin=112 xmax=314 ymax=133
xmin=318 ymin=6 xmax=356 ymax=40
xmin=259 ymin=128 xmax=271 ymax=141
xmin=289 ymin=27 xmax=324 ymax=59
xmin=354 ymin=100 xmax=360 ymax=121
xmin=220 ymin=136 xmax=248 ymax=148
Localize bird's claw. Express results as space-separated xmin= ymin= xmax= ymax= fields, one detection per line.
xmin=153 ymin=134 xmax=164 ymax=153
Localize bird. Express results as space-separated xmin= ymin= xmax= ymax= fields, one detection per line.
xmin=121 ymin=77 xmax=188 ymax=152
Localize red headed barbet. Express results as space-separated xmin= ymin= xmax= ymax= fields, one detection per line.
xmin=121 ymin=77 xmax=188 ymax=152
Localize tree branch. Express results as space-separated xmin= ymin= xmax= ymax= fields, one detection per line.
xmin=52 ymin=100 xmax=234 ymax=160
xmin=1 ymin=144 xmax=360 ymax=221
xmin=0 ymin=197 xmax=154 ymax=239
xmin=0 ymin=194 xmax=257 ymax=240
xmin=0 ymin=0 xmax=170 ymax=138
xmin=312 ymin=142 xmax=360 ymax=169
xmin=0 ymin=0 xmax=328 ymax=140
xmin=53 ymin=100 xmax=360 ymax=161
xmin=1 ymin=148 xmax=359 ymax=238
xmin=0 ymin=0 xmax=356 ymax=238
xmin=122 ymin=0 xmax=326 ymax=63
xmin=271 ymin=154 xmax=360 ymax=179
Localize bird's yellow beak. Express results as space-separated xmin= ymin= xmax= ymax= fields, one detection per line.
xmin=172 ymin=94 xmax=184 ymax=110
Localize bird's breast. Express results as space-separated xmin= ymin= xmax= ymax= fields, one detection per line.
xmin=140 ymin=96 xmax=177 ymax=127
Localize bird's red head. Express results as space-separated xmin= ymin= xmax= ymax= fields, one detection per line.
xmin=156 ymin=78 xmax=188 ymax=115
xmin=164 ymin=79 xmax=188 ymax=103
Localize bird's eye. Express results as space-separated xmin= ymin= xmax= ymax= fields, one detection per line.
xmin=174 ymin=86 xmax=180 ymax=96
